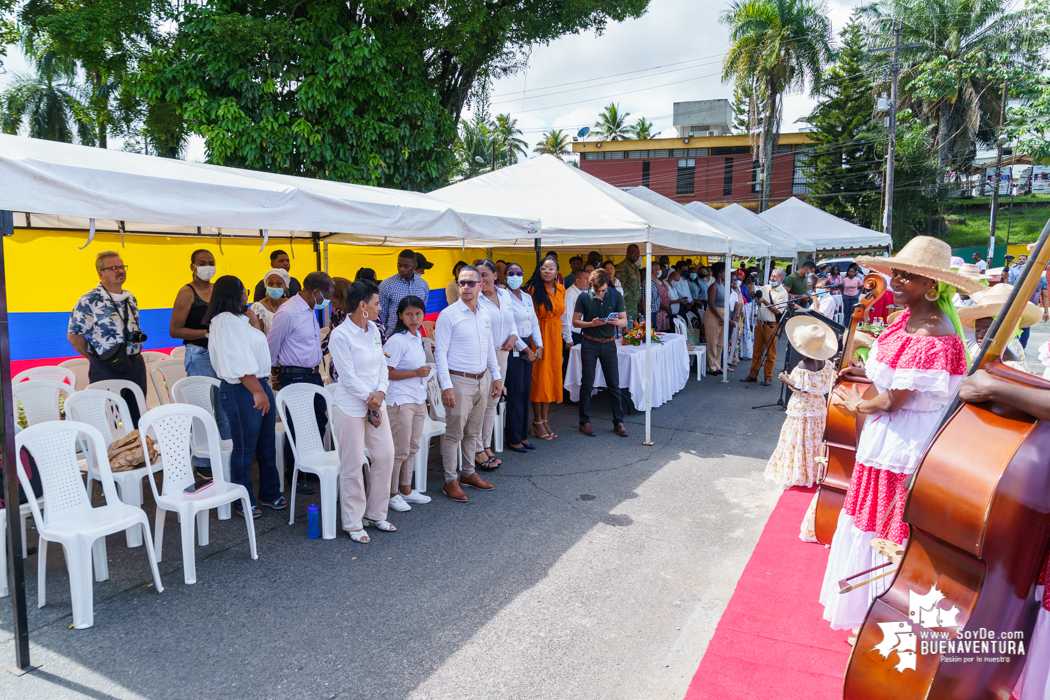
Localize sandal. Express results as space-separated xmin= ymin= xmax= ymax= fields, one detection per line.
xmin=348 ymin=529 xmax=370 ymax=543
xmin=234 ymin=505 xmax=262 ymax=519
xmin=364 ymin=519 xmax=397 ymax=532
xmin=530 ymin=421 xmax=554 ymax=440
xmin=542 ymin=420 xmax=558 ymax=439
xmin=262 ymin=496 xmax=288 ymax=510
xmin=476 ymin=456 xmax=500 ymax=471
xmin=484 ymin=450 xmax=502 ymax=468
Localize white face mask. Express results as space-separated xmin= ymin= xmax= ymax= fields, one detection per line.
xmin=195 ymin=265 xmax=216 ymax=282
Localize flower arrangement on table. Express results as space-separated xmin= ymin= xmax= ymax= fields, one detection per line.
xmin=857 ymin=321 xmax=887 ymax=338
xmin=622 ymin=319 xmax=663 ymax=346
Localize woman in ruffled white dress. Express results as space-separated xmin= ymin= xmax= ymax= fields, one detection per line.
xmin=819 ymin=237 xmax=974 ymax=632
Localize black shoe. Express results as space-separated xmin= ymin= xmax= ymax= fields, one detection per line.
xmin=291 ymin=478 xmax=315 ymax=495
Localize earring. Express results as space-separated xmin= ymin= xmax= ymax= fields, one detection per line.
xmin=363 ymin=311 xmax=369 ymax=319
xmin=925 ymin=287 xmax=939 ymax=301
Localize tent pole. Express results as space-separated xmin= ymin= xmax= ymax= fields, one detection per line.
xmin=534 ymin=238 xmax=541 ymax=268
xmin=722 ymin=242 xmax=732 ymax=383
xmin=764 ymin=255 xmax=771 ymax=284
xmin=311 ymin=232 xmax=322 ymax=272
xmin=0 ymin=233 xmax=31 ymax=671
xmin=644 ymin=240 xmax=653 ymax=446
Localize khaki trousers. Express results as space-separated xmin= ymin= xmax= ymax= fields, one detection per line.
xmin=748 ymin=321 xmax=780 ymax=381
xmin=477 ymin=349 xmax=509 ymax=453
xmin=388 ymin=402 xmax=426 ymax=492
xmin=441 ymin=372 xmax=490 ymax=483
xmin=704 ymin=308 xmax=724 ymax=372
xmin=333 ymin=405 xmax=395 ymax=531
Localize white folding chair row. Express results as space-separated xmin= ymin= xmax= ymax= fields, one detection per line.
xmin=14 ymin=365 xmax=78 ymax=389
xmin=277 ymin=384 xmax=340 ymax=540
xmin=417 ymin=372 xmax=449 ymax=494
xmin=140 ymin=351 xmax=171 ymax=408
xmin=673 ymin=316 xmax=707 ymax=380
xmin=150 ymin=359 xmax=188 ymax=406
xmin=13 ymin=379 xmax=73 ymax=426
xmin=170 ymin=376 xmax=234 ymax=519
xmin=168 ymin=346 xmax=186 ymax=360
xmin=421 ymin=337 xmax=436 ymax=364
xmin=65 ymin=389 xmax=162 ymax=548
xmin=87 ymin=379 xmax=149 ymax=421
xmin=17 ymin=421 xmax=164 ymax=629
xmin=59 ymin=358 xmax=91 ymax=391
xmin=140 ymin=404 xmax=258 ymax=585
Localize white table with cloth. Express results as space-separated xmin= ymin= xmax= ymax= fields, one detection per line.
xmin=563 ymin=333 xmax=690 ymax=411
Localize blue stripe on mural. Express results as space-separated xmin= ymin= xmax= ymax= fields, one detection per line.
xmin=10 ymin=290 xmax=452 ymax=361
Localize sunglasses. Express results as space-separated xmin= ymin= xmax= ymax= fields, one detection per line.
xmin=507 ymin=271 xmax=523 ymax=277
xmin=457 ymin=280 xmax=478 ymax=288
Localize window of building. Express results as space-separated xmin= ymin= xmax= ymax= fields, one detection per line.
xmin=723 ymin=158 xmax=734 ymax=196
xmin=677 ymin=158 xmax=695 ymax=195
xmin=642 ymin=161 xmax=651 ymax=188
xmin=628 ymin=150 xmax=649 ymax=159
xmin=607 ymin=151 xmax=624 ymax=159
xmin=752 ymin=160 xmax=763 ymax=193
xmin=652 ymin=149 xmax=670 ymax=158
xmin=711 ymin=146 xmax=751 ymax=156
xmin=793 ymin=147 xmax=811 ymax=195
xmin=584 ymin=152 xmax=602 ymax=160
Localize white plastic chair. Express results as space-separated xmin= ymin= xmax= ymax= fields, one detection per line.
xmin=416 ymin=372 xmax=450 ymax=493
xmin=14 ymin=365 xmax=78 ymax=389
xmin=150 ymin=359 xmax=188 ymax=406
xmin=59 ymin=357 xmax=91 ymax=393
xmin=276 ymin=384 xmax=340 ymax=540
xmin=139 ymin=404 xmax=258 ymax=585
xmin=13 ymin=380 xmax=73 ymax=426
xmin=673 ymin=317 xmax=707 ymax=380
xmin=421 ymin=337 xmax=435 ymax=363
xmin=493 ymin=399 xmax=506 ymax=453
xmin=0 ymin=501 xmax=42 ymax=598
xmin=17 ymin=421 xmax=164 ymax=629
xmin=170 ymin=376 xmax=234 ymax=519
xmin=140 ymin=351 xmax=170 ymax=408
xmin=87 ymin=379 xmax=149 ymax=421
xmin=65 ymin=390 xmax=163 ymax=548
xmin=169 ymin=346 xmax=186 ymax=360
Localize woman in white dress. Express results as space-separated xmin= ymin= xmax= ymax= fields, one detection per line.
xmin=249 ymin=267 xmax=290 ymax=335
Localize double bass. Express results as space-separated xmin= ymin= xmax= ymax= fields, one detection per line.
xmin=845 ymin=218 xmax=1050 ymax=699
xmin=815 ymin=273 xmax=887 ymax=545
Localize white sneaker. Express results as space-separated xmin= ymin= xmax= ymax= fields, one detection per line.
xmin=388 ymin=494 xmax=411 ymax=512
xmin=401 ymin=489 xmax=432 ymax=505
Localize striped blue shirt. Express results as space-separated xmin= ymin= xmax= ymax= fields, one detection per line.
xmin=378 ymin=273 xmax=430 ymax=333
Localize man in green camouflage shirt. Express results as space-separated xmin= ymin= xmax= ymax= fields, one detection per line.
xmin=614 ymin=244 xmax=642 ymax=318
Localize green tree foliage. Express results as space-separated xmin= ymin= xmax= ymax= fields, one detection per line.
xmin=882 ymin=110 xmax=946 ymax=246
xmin=1 ymin=50 xmax=94 ymax=144
xmin=630 ymin=117 xmax=654 ymax=140
xmin=453 ymin=109 xmax=528 ymax=179
xmin=493 ymin=114 xmax=528 ymax=165
xmin=805 ymin=15 xmax=880 ymax=228
xmin=720 ymin=0 xmax=832 ymax=211
xmin=0 ymin=0 xmax=17 ymax=69
xmin=534 ymin=129 xmax=571 ymax=159
xmin=594 ymin=102 xmax=632 ymax=141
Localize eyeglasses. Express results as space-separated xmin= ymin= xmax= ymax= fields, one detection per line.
xmin=101 ymin=265 xmax=128 ymax=272
xmin=457 ymin=280 xmax=478 ymax=288
xmin=506 ymin=271 xmax=523 ymax=277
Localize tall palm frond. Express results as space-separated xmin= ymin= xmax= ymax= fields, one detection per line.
xmin=630 ymin=117 xmax=655 ymax=140
xmin=594 ymin=102 xmax=632 ymax=141
xmin=0 ymin=50 xmax=94 ymax=143
xmin=533 ymin=129 xmax=571 ymax=159
xmin=494 ymin=113 xmax=527 ymax=165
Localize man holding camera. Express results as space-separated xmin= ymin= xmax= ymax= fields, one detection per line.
xmin=67 ymin=251 xmax=150 ymax=424
xmin=573 ymin=269 xmax=629 ymax=437
xmin=740 ymin=268 xmax=787 ymax=386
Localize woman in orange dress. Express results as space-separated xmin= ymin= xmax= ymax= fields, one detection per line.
xmin=526 ymin=256 xmax=564 ymax=440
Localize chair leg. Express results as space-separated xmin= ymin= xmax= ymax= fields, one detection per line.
xmin=218 ymin=451 xmax=233 ymax=520
xmin=319 ymin=469 xmax=338 ymax=540
xmin=139 ymin=521 xmax=164 ymax=594
xmin=196 ymin=510 xmax=210 ymax=547
xmin=288 ymin=466 xmax=299 ymax=525
xmin=20 ymin=511 xmax=29 ymax=560
xmin=37 ymin=538 xmax=48 ymax=608
xmin=494 ymin=402 xmax=505 ymax=453
xmin=117 ymin=477 xmax=145 ymax=548
xmin=241 ymin=495 xmax=259 ymax=561
xmin=91 ymin=537 xmax=109 ymax=582
xmin=276 ymin=432 xmax=286 ymax=494
xmin=413 ymin=438 xmax=428 ymax=494
xmin=154 ymin=509 xmax=167 ymax=562
xmin=66 ymin=543 xmax=96 ymax=629
xmin=180 ymin=513 xmax=198 ymax=585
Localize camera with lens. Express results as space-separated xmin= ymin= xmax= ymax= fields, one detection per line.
xmin=125 ymin=329 xmax=148 ymax=344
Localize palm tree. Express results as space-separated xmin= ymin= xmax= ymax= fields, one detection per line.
xmin=720 ymin=0 xmax=832 ymax=211
xmin=455 ymin=117 xmax=495 ymax=178
xmin=493 ymin=113 xmax=528 ymax=166
xmin=594 ymin=102 xmax=632 ymax=141
xmin=533 ymin=129 xmax=571 ymax=159
xmin=1 ymin=50 xmax=94 ymax=143
xmin=630 ymin=117 xmax=655 ymax=140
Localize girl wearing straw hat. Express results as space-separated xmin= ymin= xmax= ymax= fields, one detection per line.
xmin=958 ymin=283 xmax=1041 ymax=373
xmin=764 ymin=316 xmax=837 ymax=493
xmin=818 ymin=236 xmax=982 ymax=632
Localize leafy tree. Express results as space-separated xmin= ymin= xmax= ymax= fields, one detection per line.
xmin=493 ymin=113 xmax=528 ymax=165
xmin=594 ymin=102 xmax=632 ymax=141
xmin=881 ymin=110 xmax=946 ymax=246
xmin=0 ymin=0 xmax=17 ymax=70
xmin=1013 ymin=79 xmax=1050 ymax=163
xmin=534 ymin=129 xmax=571 ymax=159
xmin=730 ymin=78 xmax=764 ymax=134
xmin=455 ymin=115 xmax=496 ymax=179
xmin=805 ymin=14 xmax=881 ymax=228
xmin=721 ymin=0 xmax=832 ymax=212
xmin=1 ymin=50 xmax=94 ymax=144
xmin=630 ymin=117 xmax=654 ymax=140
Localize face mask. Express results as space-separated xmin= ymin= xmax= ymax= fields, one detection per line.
xmin=656 ymin=270 xmax=664 ymax=279
xmin=816 ymin=289 xmax=828 ymax=296
xmin=690 ymin=273 xmax=697 ymax=280
xmin=266 ymin=286 xmax=284 ymax=300
xmin=770 ymin=281 xmax=781 ymax=288
xmin=195 ymin=266 xmax=216 ymax=282
xmin=635 ymin=258 xmax=644 ymax=268
xmin=507 ymin=275 xmax=523 ymax=290
xmin=732 ymin=281 xmax=741 ymax=288
xmin=314 ymin=294 xmax=330 ymax=311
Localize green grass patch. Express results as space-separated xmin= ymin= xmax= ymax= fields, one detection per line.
xmin=943 ymin=200 xmax=1050 ymax=248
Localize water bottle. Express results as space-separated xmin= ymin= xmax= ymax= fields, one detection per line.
xmin=306 ymin=503 xmax=320 ymax=539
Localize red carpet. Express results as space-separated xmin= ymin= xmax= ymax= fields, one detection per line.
xmin=684 ymin=486 xmax=851 ymax=699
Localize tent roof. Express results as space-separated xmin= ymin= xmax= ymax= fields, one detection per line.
xmin=712 ymin=203 xmax=804 ymax=258
xmin=431 ymin=155 xmax=738 ymax=255
xmin=757 ymin=197 xmax=891 ymax=252
xmin=623 ymin=187 xmax=773 ymax=258
xmin=680 ymin=199 xmax=797 ymax=258
xmin=0 ymin=134 xmax=539 ymax=245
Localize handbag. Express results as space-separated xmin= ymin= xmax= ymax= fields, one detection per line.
xmin=106 ymin=430 xmax=160 ymax=472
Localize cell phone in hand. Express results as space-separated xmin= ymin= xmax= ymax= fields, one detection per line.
xmin=184 ymin=477 xmax=213 ymax=495
xmin=605 ymin=313 xmax=619 ymax=322
xmin=367 ymin=408 xmax=381 ymax=428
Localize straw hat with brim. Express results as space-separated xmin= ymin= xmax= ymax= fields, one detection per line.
xmin=856 ymin=236 xmax=985 ymax=295
xmin=853 ymin=331 xmax=876 ymax=350
xmin=785 ymin=315 xmax=839 ymax=360
xmin=957 ymin=283 xmax=1043 ymax=329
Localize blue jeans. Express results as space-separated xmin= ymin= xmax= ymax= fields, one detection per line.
xmin=184 ymin=344 xmax=231 ymax=468
xmin=218 ymin=380 xmax=281 ymax=507
xmin=1021 ymin=326 xmax=1031 ymax=349
xmin=279 ymin=371 xmax=326 ymax=480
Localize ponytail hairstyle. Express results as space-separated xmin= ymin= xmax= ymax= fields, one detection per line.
xmin=525 ymin=255 xmax=559 ymax=312
xmin=391 ymin=295 xmax=427 ymax=336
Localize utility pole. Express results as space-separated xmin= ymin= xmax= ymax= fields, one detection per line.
xmin=988 ymin=79 xmax=1009 ymax=265
xmin=883 ymin=20 xmax=901 ymax=238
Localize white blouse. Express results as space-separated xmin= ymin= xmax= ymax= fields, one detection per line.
xmin=508 ymin=289 xmax=543 ymax=351
xmin=383 ymin=330 xmax=428 ymax=406
xmin=250 ymin=301 xmax=276 ymax=335
xmin=328 ymin=319 xmax=390 ymax=417
xmin=208 ymin=312 xmax=272 ymax=383
xmin=478 ymin=287 xmax=519 ymax=350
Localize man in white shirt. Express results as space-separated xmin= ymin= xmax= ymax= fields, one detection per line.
xmin=562 ymin=270 xmax=589 ymax=349
xmin=972 ymin=251 xmax=988 ymax=274
xmin=667 ymin=266 xmax=693 ymax=318
xmin=435 ymin=265 xmax=503 ymax=502
xmin=741 ymin=268 xmax=787 ymax=386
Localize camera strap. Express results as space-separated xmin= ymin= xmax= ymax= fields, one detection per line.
xmin=103 ymin=288 xmax=134 ymax=340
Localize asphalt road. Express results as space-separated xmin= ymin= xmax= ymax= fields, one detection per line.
xmin=0 ymin=339 xmax=790 ymax=700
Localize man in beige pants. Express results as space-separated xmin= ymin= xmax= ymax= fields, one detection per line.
xmin=434 ymin=265 xmax=503 ymax=502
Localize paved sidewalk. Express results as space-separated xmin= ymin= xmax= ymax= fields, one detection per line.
xmin=1 ymin=343 xmax=791 ymax=700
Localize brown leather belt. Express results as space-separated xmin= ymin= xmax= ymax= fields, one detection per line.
xmin=582 ymin=335 xmax=617 ymax=343
xmin=449 ymin=369 xmax=486 ymax=379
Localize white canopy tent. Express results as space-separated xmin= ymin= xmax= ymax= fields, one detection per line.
xmin=433 ymin=154 xmax=743 ymax=445
xmin=687 ymin=201 xmax=800 ymax=259
xmin=623 ymin=187 xmax=778 ymax=258
xmin=758 ymin=197 xmax=892 ymax=254
xmin=0 ymin=134 xmax=540 ymax=245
